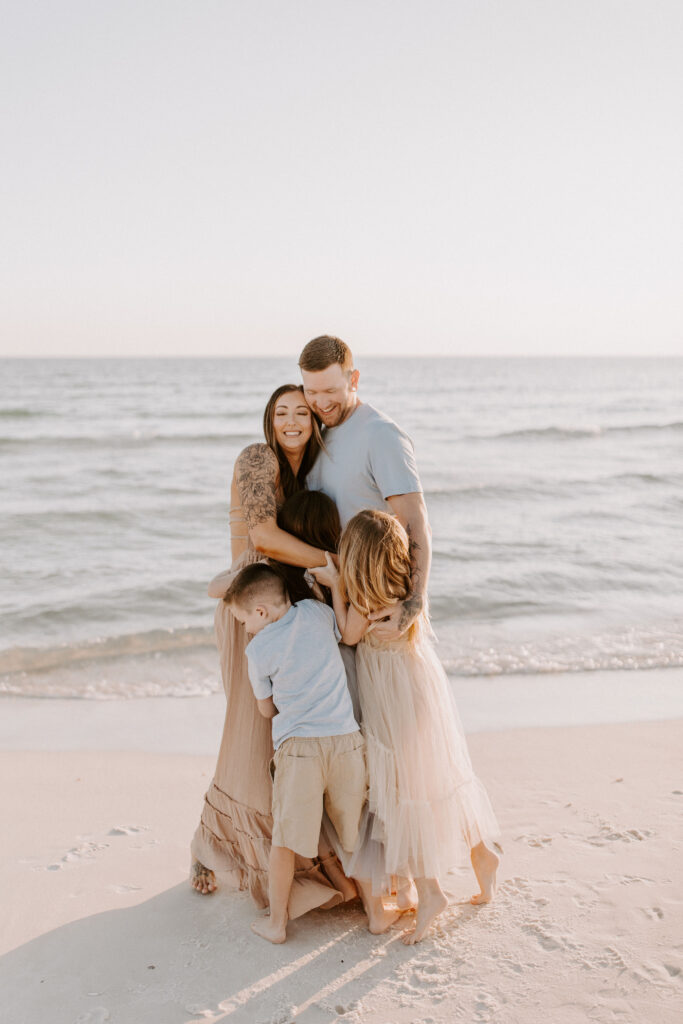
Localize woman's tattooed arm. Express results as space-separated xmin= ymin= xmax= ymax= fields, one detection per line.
xmin=234 ymin=444 xmax=279 ymax=528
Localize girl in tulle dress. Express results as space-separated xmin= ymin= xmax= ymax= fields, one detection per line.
xmin=313 ymin=509 xmax=501 ymax=944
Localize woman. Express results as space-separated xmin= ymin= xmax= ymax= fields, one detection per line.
xmin=190 ymin=385 xmax=354 ymax=917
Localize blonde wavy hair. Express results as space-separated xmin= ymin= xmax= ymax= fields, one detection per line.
xmin=339 ymin=509 xmax=421 ymax=641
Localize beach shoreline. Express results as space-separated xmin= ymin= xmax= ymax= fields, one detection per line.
xmin=2 ymin=665 xmax=683 ymax=754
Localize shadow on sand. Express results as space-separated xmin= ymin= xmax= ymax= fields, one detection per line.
xmin=0 ymin=881 xmax=462 ymax=1023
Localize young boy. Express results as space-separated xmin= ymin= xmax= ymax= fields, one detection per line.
xmin=225 ymin=561 xmax=367 ymax=944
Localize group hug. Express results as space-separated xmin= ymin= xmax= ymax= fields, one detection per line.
xmin=190 ymin=335 xmax=501 ymax=945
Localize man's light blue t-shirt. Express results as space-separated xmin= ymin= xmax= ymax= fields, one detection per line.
xmin=245 ymin=599 xmax=359 ymax=750
xmin=306 ymin=402 xmax=422 ymax=527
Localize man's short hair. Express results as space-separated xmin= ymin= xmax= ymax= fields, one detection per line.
xmin=224 ymin=562 xmax=287 ymax=608
xmin=298 ymin=335 xmax=354 ymax=373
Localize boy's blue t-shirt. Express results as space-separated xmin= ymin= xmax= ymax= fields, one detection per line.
xmin=245 ymin=599 xmax=359 ymax=750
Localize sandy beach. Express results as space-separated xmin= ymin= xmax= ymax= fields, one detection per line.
xmin=2 ymin=672 xmax=682 ymax=1024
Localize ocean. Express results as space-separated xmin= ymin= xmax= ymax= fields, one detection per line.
xmin=2 ymin=357 xmax=682 ymax=699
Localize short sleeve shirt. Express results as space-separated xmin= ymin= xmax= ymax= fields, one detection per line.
xmin=245 ymin=599 xmax=359 ymax=749
xmin=306 ymin=403 xmax=422 ymax=527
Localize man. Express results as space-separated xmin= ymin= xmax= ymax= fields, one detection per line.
xmin=299 ymin=334 xmax=431 ymax=642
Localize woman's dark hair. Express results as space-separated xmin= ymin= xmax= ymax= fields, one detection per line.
xmin=277 ymin=490 xmax=341 ymax=553
xmin=275 ymin=490 xmax=341 ymax=606
xmin=262 ymin=385 xmax=323 ymax=501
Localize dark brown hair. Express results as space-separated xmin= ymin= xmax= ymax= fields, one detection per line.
xmin=262 ymin=384 xmax=323 ymax=500
xmin=276 ymin=490 xmax=341 ymax=607
xmin=277 ymin=490 xmax=341 ymax=553
xmin=298 ymin=335 xmax=354 ymax=373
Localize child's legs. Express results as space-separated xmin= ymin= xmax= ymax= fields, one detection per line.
xmin=268 ymin=845 xmax=295 ymax=927
xmin=470 ymin=840 xmax=499 ymax=904
xmin=402 ymin=877 xmax=448 ymax=945
xmin=271 ymin=738 xmax=325 ymax=859
xmin=324 ymin=733 xmax=367 ymax=854
xmin=251 ymin=845 xmax=295 ymax=943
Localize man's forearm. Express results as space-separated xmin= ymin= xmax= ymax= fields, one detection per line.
xmin=376 ymin=492 xmax=432 ymax=637
xmin=400 ymin=515 xmax=431 ymax=628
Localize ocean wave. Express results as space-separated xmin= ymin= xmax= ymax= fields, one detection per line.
xmin=2 ymin=620 xmax=682 ymax=699
xmin=0 ymin=674 xmax=221 ymax=700
xmin=0 ymin=431 xmax=256 ymax=448
xmin=0 ymin=626 xmax=215 ymax=676
xmin=0 ymin=407 xmax=41 ymax=418
xmin=438 ymin=621 xmax=683 ymax=676
xmin=470 ymin=421 xmax=683 ymax=442
xmin=423 ymin=471 xmax=678 ymax=504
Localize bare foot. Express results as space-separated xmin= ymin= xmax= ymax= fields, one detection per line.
xmin=318 ymin=853 xmax=358 ymax=903
xmin=251 ymin=915 xmax=287 ymax=944
xmin=190 ymin=860 xmax=216 ymax=894
xmin=355 ymin=879 xmax=403 ymax=934
xmin=396 ymin=880 xmax=418 ymax=910
xmin=470 ymin=842 xmax=499 ymax=905
xmin=367 ymin=903 xmax=403 ymax=934
xmin=402 ymin=880 xmax=448 ymax=945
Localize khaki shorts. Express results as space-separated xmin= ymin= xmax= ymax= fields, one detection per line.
xmin=271 ymin=732 xmax=367 ymax=858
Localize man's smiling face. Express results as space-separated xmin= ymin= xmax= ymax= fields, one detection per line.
xmin=300 ymin=363 xmax=360 ymax=428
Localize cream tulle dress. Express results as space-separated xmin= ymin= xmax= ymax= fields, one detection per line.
xmin=191 ymin=487 xmax=351 ymax=918
xmin=345 ymin=619 xmax=500 ymax=893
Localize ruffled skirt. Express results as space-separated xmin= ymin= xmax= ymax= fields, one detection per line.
xmin=345 ymin=629 xmax=500 ymax=891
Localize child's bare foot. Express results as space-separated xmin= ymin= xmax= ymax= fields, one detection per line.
xmin=190 ymin=860 xmax=216 ymax=894
xmin=396 ymin=880 xmax=418 ymax=910
xmin=367 ymin=902 xmax=403 ymax=934
xmin=470 ymin=841 xmax=499 ymax=905
xmin=251 ymin=915 xmax=287 ymax=944
xmin=402 ymin=881 xmax=448 ymax=945
xmin=356 ymin=879 xmax=403 ymax=933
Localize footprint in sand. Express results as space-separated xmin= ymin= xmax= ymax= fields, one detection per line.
xmin=580 ymin=824 xmax=655 ymax=846
xmin=74 ymin=1009 xmax=110 ymax=1023
xmin=500 ymin=876 xmax=532 ymax=896
xmin=514 ymin=834 xmax=553 ymax=847
xmin=62 ymin=841 xmax=109 ymax=864
xmin=603 ymin=873 xmax=657 ymax=887
xmin=594 ymin=946 xmax=629 ymax=971
xmin=473 ymin=990 xmax=499 ymax=1021
xmin=108 ymin=825 xmax=149 ymax=836
xmin=637 ymin=960 xmax=683 ymax=985
xmin=522 ymin=922 xmax=566 ymax=952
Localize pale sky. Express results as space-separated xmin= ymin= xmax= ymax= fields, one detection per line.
xmin=1 ymin=1 xmax=682 ymax=358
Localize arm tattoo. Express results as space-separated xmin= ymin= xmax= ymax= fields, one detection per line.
xmin=234 ymin=444 xmax=278 ymax=529
xmin=399 ymin=525 xmax=424 ymax=630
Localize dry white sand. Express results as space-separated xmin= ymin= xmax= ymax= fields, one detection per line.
xmin=2 ymin=693 xmax=682 ymax=1024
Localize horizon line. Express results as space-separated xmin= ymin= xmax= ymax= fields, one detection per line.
xmin=3 ymin=353 xmax=682 ymax=361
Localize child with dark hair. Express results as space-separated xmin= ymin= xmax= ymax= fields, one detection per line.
xmin=276 ymin=490 xmax=342 ymax=607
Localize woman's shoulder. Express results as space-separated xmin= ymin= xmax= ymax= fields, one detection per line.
xmin=234 ymin=443 xmax=279 ymax=478
xmin=236 ymin=441 xmax=278 ymax=465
